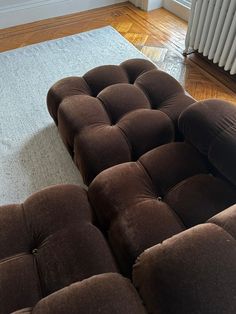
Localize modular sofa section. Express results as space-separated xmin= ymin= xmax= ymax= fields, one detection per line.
xmin=88 ymin=99 xmax=236 ymax=274
xmin=47 ymin=58 xmax=194 ymax=184
xmin=0 ymin=185 xmax=117 ymax=314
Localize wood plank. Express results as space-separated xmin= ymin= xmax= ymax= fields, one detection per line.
xmin=188 ymin=52 xmax=236 ymax=94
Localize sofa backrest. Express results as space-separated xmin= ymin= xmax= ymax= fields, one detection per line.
xmin=179 ymin=99 xmax=236 ymax=187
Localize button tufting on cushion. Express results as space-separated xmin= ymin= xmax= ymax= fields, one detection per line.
xmin=88 ymin=99 xmax=236 ymax=275
xmin=0 ymin=185 xmax=117 ymax=314
xmin=47 ymin=58 xmax=195 ymax=184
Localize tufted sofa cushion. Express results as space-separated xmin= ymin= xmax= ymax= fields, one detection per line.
xmin=133 ymin=204 xmax=236 ymax=314
xmin=11 ymin=205 xmax=236 ymax=314
xmin=88 ymin=99 xmax=236 ymax=275
xmin=47 ymin=58 xmax=195 ymax=184
xmin=0 ymin=185 xmax=117 ymax=314
xmin=13 ymin=273 xmax=147 ymax=314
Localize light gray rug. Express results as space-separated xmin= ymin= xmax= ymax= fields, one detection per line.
xmin=0 ymin=26 xmax=147 ymax=205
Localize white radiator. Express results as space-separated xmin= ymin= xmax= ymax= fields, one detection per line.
xmin=185 ymin=0 xmax=236 ymax=75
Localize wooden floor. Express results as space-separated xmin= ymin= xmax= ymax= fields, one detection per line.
xmin=0 ymin=2 xmax=235 ymax=104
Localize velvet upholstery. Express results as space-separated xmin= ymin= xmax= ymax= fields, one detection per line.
xmin=47 ymin=58 xmax=194 ymax=184
xmin=13 ymin=273 xmax=147 ymax=314
xmin=133 ymin=204 xmax=236 ymax=314
xmin=9 ymin=205 xmax=236 ymax=314
xmin=179 ymin=99 xmax=236 ymax=186
xmin=0 ymin=185 xmax=117 ymax=314
xmin=88 ymin=99 xmax=236 ymax=275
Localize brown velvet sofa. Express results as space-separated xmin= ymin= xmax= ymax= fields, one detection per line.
xmin=88 ymin=99 xmax=236 ymax=275
xmin=1 ymin=185 xmax=235 ymax=314
xmin=47 ymin=58 xmax=195 ymax=184
xmin=1 ymin=60 xmax=236 ymax=313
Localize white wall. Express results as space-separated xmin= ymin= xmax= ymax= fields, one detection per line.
xmin=163 ymin=0 xmax=190 ymax=21
xmin=0 ymin=0 xmax=125 ymax=28
xmin=146 ymin=0 xmax=163 ymax=11
xmin=0 ymin=0 xmax=189 ymax=29
xmin=130 ymin=0 xmax=163 ymax=11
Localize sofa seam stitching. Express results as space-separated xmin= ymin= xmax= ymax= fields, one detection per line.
xmin=22 ymin=203 xmax=45 ymax=299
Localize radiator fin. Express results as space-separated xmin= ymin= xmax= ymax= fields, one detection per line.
xmin=185 ymin=0 xmax=236 ymax=75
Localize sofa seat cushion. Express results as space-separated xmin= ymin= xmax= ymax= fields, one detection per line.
xmin=47 ymin=58 xmax=195 ymax=184
xmin=0 ymin=185 xmax=117 ymax=314
xmin=88 ymin=142 xmax=212 ymax=230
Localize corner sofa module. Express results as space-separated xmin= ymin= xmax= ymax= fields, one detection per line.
xmin=0 ymin=185 xmax=117 ymax=314
xmin=47 ymin=58 xmax=195 ymax=185
xmin=88 ymin=99 xmax=236 ymax=275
